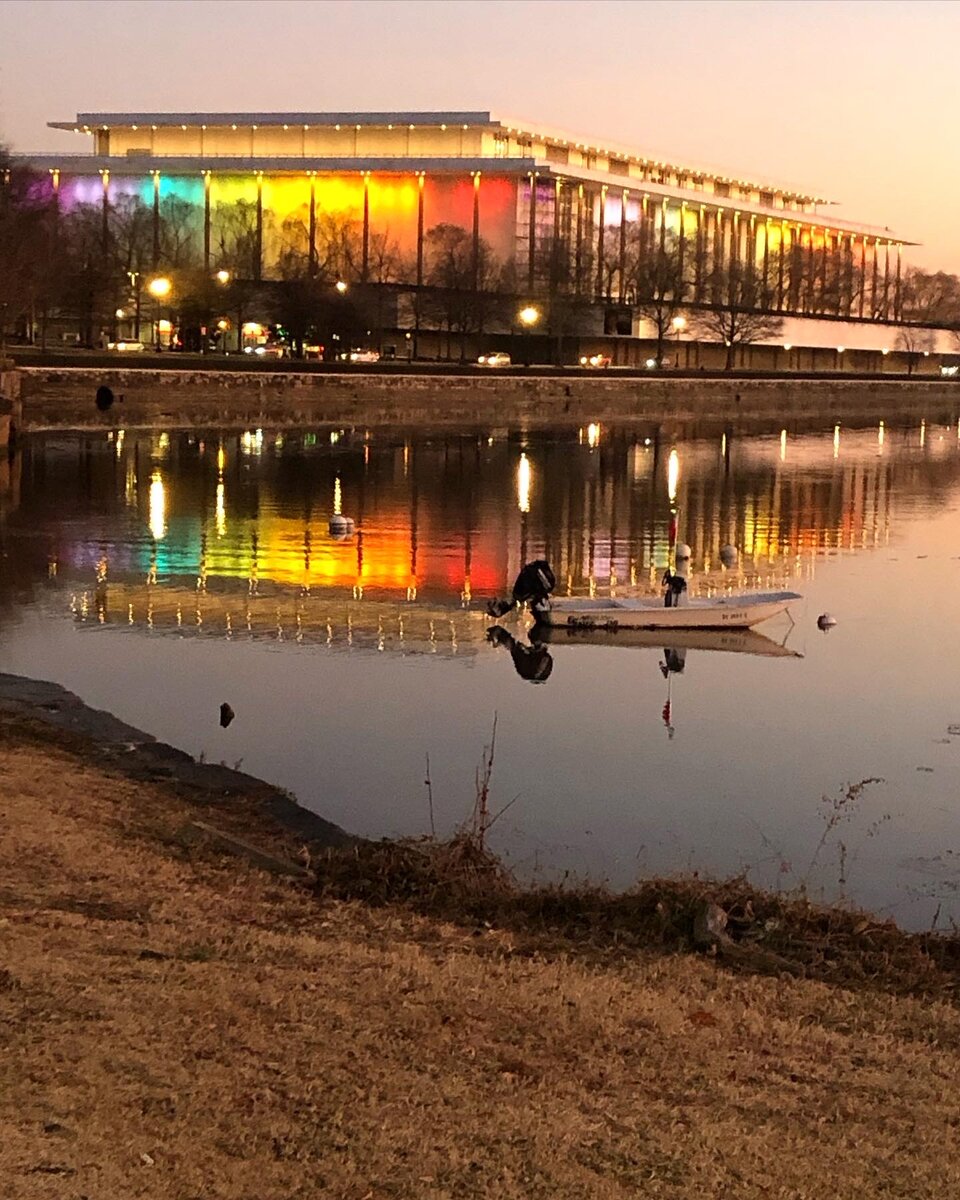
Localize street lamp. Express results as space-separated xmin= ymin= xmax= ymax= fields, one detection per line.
xmin=216 ymin=269 xmax=231 ymax=286
xmin=519 ymin=304 xmax=540 ymax=368
xmin=148 ymin=277 xmax=172 ymax=351
xmin=127 ymin=270 xmax=142 ymax=339
xmin=671 ymin=314 xmax=687 ymax=368
xmin=335 ymin=279 xmax=348 ymax=294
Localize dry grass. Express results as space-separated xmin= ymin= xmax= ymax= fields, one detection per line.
xmin=314 ymin=838 xmax=960 ymax=999
xmin=3 ymin=714 xmax=960 ymax=1198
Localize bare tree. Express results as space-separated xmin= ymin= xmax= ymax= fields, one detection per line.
xmin=213 ymin=199 xmax=262 ymax=279
xmin=692 ymin=260 xmax=784 ymax=369
xmin=628 ymin=230 xmax=689 ymax=367
xmin=58 ymin=203 xmax=124 ymax=346
xmin=896 ymin=324 xmax=936 ymax=375
xmin=158 ymin=196 xmax=201 ymax=271
xmin=315 ymin=211 xmax=362 ymax=282
xmin=0 ymin=153 xmax=58 ymax=350
xmin=901 ymin=267 xmax=960 ymax=326
xmin=422 ymin=224 xmax=506 ymax=360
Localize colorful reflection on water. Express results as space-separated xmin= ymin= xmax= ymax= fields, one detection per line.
xmin=4 ymin=417 xmax=960 ymax=928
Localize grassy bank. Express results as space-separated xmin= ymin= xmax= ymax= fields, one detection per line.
xmin=3 ymin=707 xmax=960 ymax=1198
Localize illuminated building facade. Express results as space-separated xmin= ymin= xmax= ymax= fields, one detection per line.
xmin=14 ymin=111 xmax=923 ymax=356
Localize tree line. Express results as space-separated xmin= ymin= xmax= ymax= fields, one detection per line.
xmin=1 ymin=145 xmax=957 ymax=364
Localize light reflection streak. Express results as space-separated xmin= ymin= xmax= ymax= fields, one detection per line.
xmin=517 ymin=453 xmax=531 ymax=513
xmin=148 ymin=470 xmax=166 ymax=540
xmin=216 ymin=482 xmax=226 ymax=537
xmin=667 ymin=449 xmax=679 ymax=502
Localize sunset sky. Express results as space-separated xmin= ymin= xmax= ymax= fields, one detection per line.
xmin=1 ymin=0 xmax=955 ymax=272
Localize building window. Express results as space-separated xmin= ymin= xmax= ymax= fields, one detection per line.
xmin=609 ymin=157 xmax=629 ymax=176
xmin=760 ymin=190 xmax=774 ymax=208
xmin=714 ymin=181 xmax=730 ymax=198
xmin=493 ymin=134 xmax=508 ymax=158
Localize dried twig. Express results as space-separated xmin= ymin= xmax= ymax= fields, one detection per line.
xmin=424 ymin=752 xmax=435 ymax=839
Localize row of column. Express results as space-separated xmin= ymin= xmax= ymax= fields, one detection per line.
xmin=522 ymin=173 xmax=905 ymax=322
xmin=30 ymin=166 xmax=903 ymax=322
xmin=77 ymin=169 xmax=458 ymax=292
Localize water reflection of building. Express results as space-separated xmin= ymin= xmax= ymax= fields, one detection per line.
xmin=4 ymin=425 xmax=960 ymax=633
xmin=0 ymin=450 xmax=21 ymax=526
xmin=67 ymin=583 xmax=487 ymax=658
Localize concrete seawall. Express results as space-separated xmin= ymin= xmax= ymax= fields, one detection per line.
xmin=17 ymin=366 xmax=960 ymax=432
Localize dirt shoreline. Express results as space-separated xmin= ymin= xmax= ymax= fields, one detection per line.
xmin=4 ymin=673 xmax=960 ymax=1196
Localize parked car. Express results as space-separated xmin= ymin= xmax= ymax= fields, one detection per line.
xmin=347 ymin=349 xmax=381 ymax=363
xmin=244 ymin=342 xmax=286 ymax=359
xmin=106 ymin=340 xmax=145 ymax=353
xmin=478 ymin=351 xmax=512 ymax=367
xmin=579 ymin=353 xmax=611 ymax=369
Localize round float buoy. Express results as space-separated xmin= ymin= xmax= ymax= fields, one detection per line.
xmin=719 ymin=544 xmax=738 ymax=568
xmin=328 ymin=515 xmax=356 ymax=539
xmin=817 ymin=613 xmax=837 ymax=631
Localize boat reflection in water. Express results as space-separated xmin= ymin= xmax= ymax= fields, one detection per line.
xmin=491 ymin=621 xmax=802 ymax=738
xmin=485 ymin=625 xmax=554 ymax=683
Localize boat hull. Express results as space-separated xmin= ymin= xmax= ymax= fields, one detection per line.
xmin=533 ymin=592 xmax=801 ymax=631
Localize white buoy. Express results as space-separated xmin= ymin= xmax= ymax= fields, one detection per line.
xmin=719 ymin=544 xmax=738 ymax=568
xmin=328 ymin=514 xmax=355 ymax=538
xmin=675 ymin=542 xmax=691 ymax=562
xmin=817 ymin=612 xmax=837 ymax=630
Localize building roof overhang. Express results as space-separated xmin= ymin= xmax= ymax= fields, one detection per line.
xmin=49 ymin=111 xmax=494 ymax=130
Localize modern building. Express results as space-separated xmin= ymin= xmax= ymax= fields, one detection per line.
xmin=11 ymin=110 xmax=945 ymax=363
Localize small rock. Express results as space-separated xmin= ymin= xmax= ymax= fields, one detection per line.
xmin=692 ymin=901 xmax=731 ymax=948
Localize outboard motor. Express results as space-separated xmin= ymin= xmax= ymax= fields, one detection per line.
xmin=661 ymin=569 xmax=688 ymax=609
xmin=486 ymin=559 xmax=557 ymax=618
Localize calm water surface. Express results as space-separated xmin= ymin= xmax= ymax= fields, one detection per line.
xmin=4 ymin=416 xmax=960 ymax=928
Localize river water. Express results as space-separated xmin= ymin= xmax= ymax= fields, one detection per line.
xmin=3 ymin=417 xmax=960 ymax=928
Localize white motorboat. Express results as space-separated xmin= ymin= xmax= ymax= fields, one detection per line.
xmin=532 ymin=590 xmax=801 ymax=631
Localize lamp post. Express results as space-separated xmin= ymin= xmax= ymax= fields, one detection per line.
xmin=671 ymin=314 xmax=687 ymax=368
xmin=148 ymin=276 xmax=172 ymax=352
xmin=519 ymin=304 xmax=540 ymax=368
xmin=127 ymin=270 xmax=141 ymax=340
